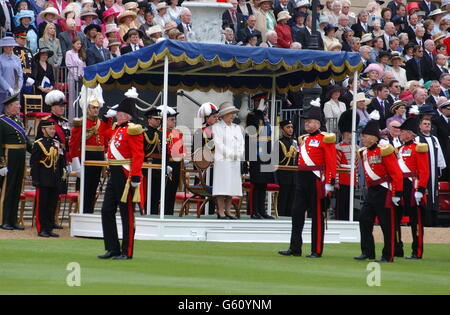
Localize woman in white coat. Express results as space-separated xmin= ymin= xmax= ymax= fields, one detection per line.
xmin=212 ymin=102 xmax=245 ymax=220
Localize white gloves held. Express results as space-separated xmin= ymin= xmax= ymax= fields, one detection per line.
xmin=71 ymin=157 xmax=81 ymax=177
xmin=325 ymin=184 xmax=334 ymax=195
xmin=105 ymin=104 xmax=119 ymax=118
xmin=26 ymin=78 xmax=35 ymax=87
xmin=392 ymin=197 xmax=401 ymax=206
xmin=0 ymin=167 xmax=8 ymax=177
xmin=414 ymin=192 xmax=423 ymax=206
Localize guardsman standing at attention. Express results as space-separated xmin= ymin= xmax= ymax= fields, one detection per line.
xmin=354 ymin=112 xmax=404 ymax=263
xmin=143 ymin=108 xmax=162 ymax=215
xmin=0 ymin=93 xmax=32 ymax=230
xmin=162 ymin=105 xmax=186 ymax=216
xmin=279 ymin=98 xmax=337 ymax=258
xmin=98 ymin=95 xmax=144 ymax=260
xmin=69 ymin=92 xmax=111 ymax=214
xmin=396 ymin=117 xmax=430 ymax=259
xmin=335 ymin=110 xmax=359 ymax=221
xmin=276 ymin=120 xmax=298 ymax=217
xmin=31 ymin=120 xmax=66 ymax=238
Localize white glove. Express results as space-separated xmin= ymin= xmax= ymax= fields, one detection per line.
xmin=131 ymin=181 xmax=139 ymax=187
xmin=166 ymin=166 xmax=173 ymax=176
xmin=392 ymin=196 xmax=401 ymax=206
xmin=0 ymin=167 xmax=8 ymax=177
xmin=7 ymin=88 xmax=14 ymax=95
xmin=105 ymin=109 xmax=117 ymax=118
xmin=325 ymin=184 xmax=334 ymax=195
xmin=26 ymin=77 xmax=35 ymax=87
xmin=71 ymin=157 xmax=81 ymax=171
xmin=66 ymin=165 xmax=72 ymax=173
xmin=414 ymin=192 xmax=423 ymax=206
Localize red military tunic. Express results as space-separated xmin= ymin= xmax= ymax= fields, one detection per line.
xmin=107 ymin=122 xmax=144 ymax=179
xmin=397 ymin=141 xmax=430 ymax=193
xmin=69 ymin=117 xmax=112 ymax=159
xmin=336 ymin=141 xmax=358 ymax=186
xmin=359 ymin=144 xmax=404 ymax=196
xmin=167 ymin=129 xmax=186 ymax=161
xmin=298 ymin=131 xmax=337 ymax=185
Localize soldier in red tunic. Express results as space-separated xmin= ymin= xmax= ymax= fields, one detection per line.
xmin=354 ymin=116 xmax=404 ymax=263
xmin=279 ymin=99 xmax=337 ymax=258
xmin=396 ymin=117 xmax=430 ymax=259
xmin=69 ymin=98 xmax=111 ymax=214
xmin=98 ymin=97 xmax=144 ymax=260
xmin=335 ymin=110 xmax=359 ymax=221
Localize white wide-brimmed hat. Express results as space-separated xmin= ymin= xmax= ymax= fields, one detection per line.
xmin=156 ymin=2 xmax=169 ymax=11
xmin=117 ymin=10 xmax=137 ymax=23
xmin=218 ymin=102 xmax=239 ymax=117
xmin=39 ymin=7 xmax=60 ymax=20
xmin=277 ymin=11 xmax=292 ymax=22
xmin=105 ymin=23 xmax=120 ymax=34
xmin=146 ymin=25 xmax=163 ymax=36
xmin=351 ymin=92 xmax=371 ymax=107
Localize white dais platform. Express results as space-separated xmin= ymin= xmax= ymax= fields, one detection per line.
xmin=70 ymin=214 xmax=360 ymax=243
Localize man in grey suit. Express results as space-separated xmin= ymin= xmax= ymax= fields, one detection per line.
xmin=86 ymin=33 xmax=111 ymax=66
xmin=58 ymin=19 xmax=87 ymax=65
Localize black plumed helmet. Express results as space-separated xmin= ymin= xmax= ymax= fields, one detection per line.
xmin=338 ymin=109 xmax=359 ymax=133
xmin=115 ymin=98 xmax=136 ymax=117
xmin=361 ymin=120 xmax=381 ymax=139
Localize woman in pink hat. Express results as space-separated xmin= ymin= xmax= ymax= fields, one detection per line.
xmin=364 ymin=63 xmax=384 ymax=85
xmin=101 ymin=8 xmax=122 ymax=44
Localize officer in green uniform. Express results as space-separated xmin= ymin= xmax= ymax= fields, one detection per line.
xmin=0 ymin=93 xmax=32 ymax=230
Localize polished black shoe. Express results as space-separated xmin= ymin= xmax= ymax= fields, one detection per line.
xmin=375 ymin=257 xmax=392 ymax=263
xmin=260 ymin=213 xmax=275 ymax=219
xmin=278 ymin=249 xmax=301 ymax=257
xmin=98 ymin=251 xmax=121 ymax=259
xmin=224 ymin=213 xmax=238 ymax=220
xmin=53 ymin=224 xmax=64 ymax=230
xmin=405 ymin=254 xmax=421 ymax=260
xmin=1 ymin=224 xmax=14 ymax=231
xmin=112 ymin=254 xmax=131 ymax=260
xmin=251 ymin=213 xmax=262 ymax=219
xmin=47 ymin=231 xmax=59 ymax=238
xmin=217 ymin=215 xmax=231 ymax=220
xmin=306 ymin=253 xmax=322 ymax=258
xmin=13 ymin=225 xmax=25 ymax=231
xmin=38 ymin=231 xmax=50 ymax=238
xmin=354 ymin=254 xmax=375 ymax=260
xmin=395 ymin=251 xmax=404 ymax=258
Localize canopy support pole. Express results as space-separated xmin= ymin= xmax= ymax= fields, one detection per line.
xmin=159 ymin=56 xmax=169 ymax=220
xmin=349 ymin=71 xmax=358 ymax=222
xmin=271 ymin=76 xmax=277 ymax=143
xmin=79 ymin=86 xmax=88 ymax=214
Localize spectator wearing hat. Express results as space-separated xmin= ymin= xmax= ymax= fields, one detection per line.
xmin=153 ymin=2 xmax=171 ymax=30
xmin=291 ymin=11 xmax=306 ymax=40
xmin=124 ymin=1 xmax=141 ymax=28
xmin=38 ymin=7 xmax=62 ymax=38
xmin=65 ymin=37 xmax=86 ymax=119
xmin=32 ymin=47 xmax=55 ymax=106
xmin=295 ymin=15 xmax=324 ymax=50
xmin=59 ymin=3 xmax=81 ymax=33
xmin=59 ymin=18 xmax=87 ymax=62
xmin=0 ymin=93 xmax=32 ymax=231
xmin=0 ymin=37 xmax=23 ymax=111
xmin=405 ymin=45 xmax=425 ymax=82
xmin=364 ymin=63 xmax=384 ymax=85
xmin=118 ymin=9 xmax=138 ymax=40
xmin=103 ymin=23 xmax=120 ymax=48
xmin=255 ymin=0 xmax=276 ymax=42
xmin=86 ymin=32 xmax=110 ymax=65
xmin=323 ymin=24 xmax=339 ymax=51
xmin=386 ymin=100 xmax=407 ymax=127
xmin=351 ymin=92 xmax=371 ymax=137
xmin=275 ymin=10 xmax=292 ymax=48
xmin=13 ymin=28 xmax=34 ymax=95
xmin=14 ymin=9 xmax=39 ymax=54
xmin=276 ymin=120 xmax=297 ymax=217
xmin=108 ymin=39 xmax=121 ymax=57
xmin=84 ymin=23 xmax=101 ymax=49
xmin=121 ymin=28 xmax=144 ymax=54
xmin=352 ymin=10 xmax=373 ymax=39
xmin=323 ymin=85 xmax=346 ymax=129
xmin=237 ymin=14 xmax=261 ymax=44
xmin=80 ymin=8 xmax=100 ymax=32
xmin=212 ymin=101 xmax=243 ymax=220
xmin=39 ymin=22 xmax=63 ymax=70
xmin=429 ymin=9 xmax=447 ymax=34
xmin=101 ymin=7 xmax=120 ymax=33
xmin=432 ymin=99 xmax=450 ymax=186
xmin=378 ymin=51 xmax=392 ymax=72
xmin=0 ymin=0 xmax=14 ymax=33
xmin=273 ymin=0 xmax=294 ymax=21
xmin=144 ymin=25 xmax=163 ymax=45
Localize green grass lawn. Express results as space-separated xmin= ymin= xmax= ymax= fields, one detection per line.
xmin=0 ymin=239 xmax=450 ymax=295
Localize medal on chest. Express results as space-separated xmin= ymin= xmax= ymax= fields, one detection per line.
xmin=368 ymin=155 xmax=382 ymax=165
xmin=401 ymin=149 xmax=412 ymax=157
xmin=309 ymin=139 xmax=320 ymax=147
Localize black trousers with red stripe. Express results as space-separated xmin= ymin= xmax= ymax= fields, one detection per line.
xmin=35 ymin=187 xmax=59 ymax=233
xmin=101 ymin=166 xmax=135 ymax=258
xmin=403 ymin=179 xmax=425 ymax=258
xmin=359 ymin=185 xmax=395 ymax=261
xmin=290 ymin=171 xmax=325 ymax=256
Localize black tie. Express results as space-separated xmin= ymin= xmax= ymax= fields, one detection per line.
xmin=380 ymin=100 xmax=384 ymax=112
